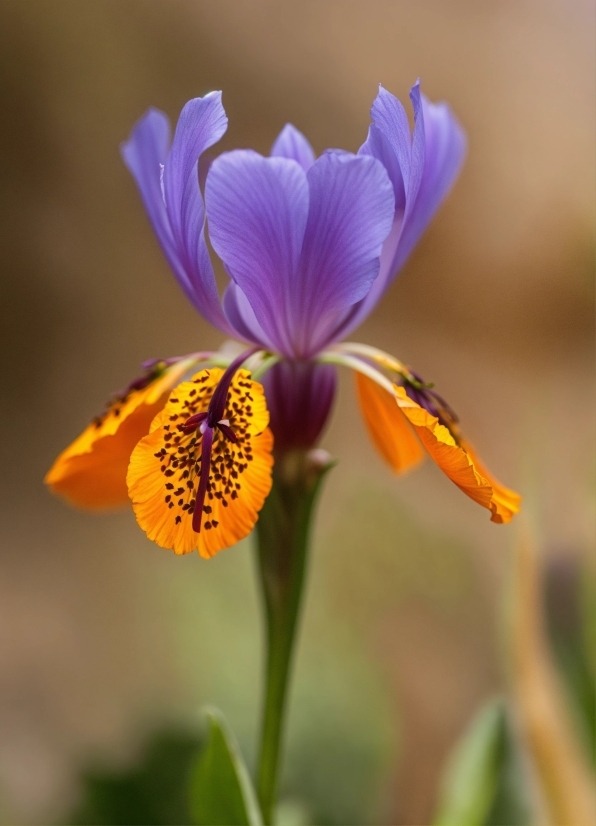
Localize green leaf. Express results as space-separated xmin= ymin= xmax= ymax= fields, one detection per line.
xmin=189 ymin=707 xmax=263 ymax=826
xmin=433 ymin=697 xmax=531 ymax=826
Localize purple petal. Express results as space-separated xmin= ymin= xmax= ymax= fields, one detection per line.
xmin=293 ymin=152 xmax=394 ymax=356
xmin=162 ymin=92 xmax=227 ymax=246
xmin=359 ymin=123 xmax=406 ymax=211
xmin=205 ymin=150 xmax=309 ymax=356
xmin=222 ymin=282 xmax=274 ymax=350
xmin=271 ymin=123 xmax=316 ymax=171
xmin=360 ymin=82 xmax=425 ymax=289
xmin=359 ymin=84 xmax=411 ymax=207
xmin=394 ymin=87 xmax=467 ymax=272
xmin=162 ymin=92 xmax=232 ymax=331
xmin=331 ymin=81 xmax=466 ymax=341
xmin=121 ymin=96 xmax=234 ymax=334
xmin=121 ymin=108 xmax=177 ymax=266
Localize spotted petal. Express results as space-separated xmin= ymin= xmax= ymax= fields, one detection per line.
xmin=127 ymin=368 xmax=273 ymax=557
xmin=45 ymin=359 xmax=195 ymax=509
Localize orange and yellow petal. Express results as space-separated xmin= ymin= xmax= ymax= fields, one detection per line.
xmin=459 ymin=439 xmax=522 ymax=524
xmin=127 ymin=368 xmax=274 ymax=558
xmin=45 ymin=358 xmax=193 ymax=509
xmin=355 ymin=372 xmax=425 ymax=473
xmin=394 ymin=386 xmax=521 ymax=523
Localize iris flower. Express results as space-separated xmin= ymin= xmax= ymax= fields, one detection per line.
xmin=46 ymin=82 xmax=520 ymax=557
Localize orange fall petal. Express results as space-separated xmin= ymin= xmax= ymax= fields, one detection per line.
xmin=394 ymin=386 xmax=521 ymax=523
xmin=127 ymin=368 xmax=274 ymax=558
xmin=355 ymin=371 xmax=425 ymax=473
xmin=44 ymin=359 xmax=193 ymax=509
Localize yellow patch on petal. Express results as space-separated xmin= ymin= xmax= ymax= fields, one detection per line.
xmin=394 ymin=386 xmax=521 ymax=523
xmin=45 ymin=359 xmax=193 ymax=509
xmin=355 ymin=372 xmax=425 ymax=473
xmin=127 ymin=368 xmax=274 ymax=558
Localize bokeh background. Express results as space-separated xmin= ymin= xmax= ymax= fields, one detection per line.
xmin=0 ymin=1 xmax=594 ymax=824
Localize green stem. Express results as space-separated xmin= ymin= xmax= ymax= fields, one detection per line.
xmin=254 ymin=449 xmax=333 ymax=825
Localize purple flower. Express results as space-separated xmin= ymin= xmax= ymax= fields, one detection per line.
xmin=121 ymin=82 xmax=465 ymax=453
xmin=121 ymin=82 xmax=466 ymax=360
xmin=48 ymin=81 xmax=520 ymax=562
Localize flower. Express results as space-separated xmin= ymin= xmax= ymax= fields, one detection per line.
xmin=46 ymin=81 xmax=520 ymax=556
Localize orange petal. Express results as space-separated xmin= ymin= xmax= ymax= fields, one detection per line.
xmin=45 ymin=359 xmax=193 ymax=509
xmin=460 ymin=439 xmax=522 ymax=524
xmin=355 ymin=372 xmax=425 ymax=473
xmin=394 ymin=386 xmax=521 ymax=523
xmin=127 ymin=368 xmax=274 ymax=558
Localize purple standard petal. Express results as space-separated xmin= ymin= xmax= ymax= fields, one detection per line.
xmin=359 ymin=123 xmax=406 ymax=211
xmin=293 ymin=152 xmax=394 ymax=356
xmin=359 ymin=84 xmax=411 ymax=207
xmin=162 ymin=92 xmax=226 ymax=244
xmin=332 ymin=81 xmax=466 ymax=341
xmin=359 ymin=82 xmax=425 ymax=293
xmin=121 ymin=109 xmax=177 ymax=265
xmin=121 ymin=94 xmax=234 ymax=334
xmin=222 ymin=282 xmax=274 ymax=350
xmin=394 ymin=85 xmax=467 ymax=271
xmin=271 ymin=123 xmax=316 ymax=171
xmin=205 ymin=150 xmax=309 ymax=356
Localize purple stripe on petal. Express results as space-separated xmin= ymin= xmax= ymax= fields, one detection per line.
xmin=205 ymin=150 xmax=309 ymax=356
xmin=271 ymin=123 xmax=316 ymax=171
xmin=294 ymin=152 xmax=394 ymax=356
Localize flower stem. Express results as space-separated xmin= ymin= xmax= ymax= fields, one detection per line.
xmin=254 ymin=449 xmax=333 ymax=825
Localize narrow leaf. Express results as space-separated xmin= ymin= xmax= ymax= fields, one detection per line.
xmin=433 ymin=697 xmax=531 ymax=826
xmin=189 ymin=707 xmax=263 ymax=826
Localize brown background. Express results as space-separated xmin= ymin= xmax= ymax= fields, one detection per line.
xmin=0 ymin=1 xmax=594 ymax=823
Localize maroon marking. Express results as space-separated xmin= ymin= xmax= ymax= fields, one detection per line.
xmin=181 ymin=411 xmax=208 ymax=434
xmin=206 ymin=347 xmax=260 ymax=427
xmin=217 ymin=422 xmax=238 ymax=443
xmin=192 ymin=425 xmax=213 ymax=533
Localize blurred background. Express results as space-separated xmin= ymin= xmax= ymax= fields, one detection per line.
xmin=0 ymin=1 xmax=594 ymax=823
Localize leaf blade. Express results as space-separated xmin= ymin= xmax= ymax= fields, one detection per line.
xmin=189 ymin=707 xmax=263 ymax=826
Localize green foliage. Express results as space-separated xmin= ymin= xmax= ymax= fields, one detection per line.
xmin=433 ymin=698 xmax=531 ymax=826
xmin=69 ymin=726 xmax=203 ymax=825
xmin=189 ymin=707 xmax=263 ymax=826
